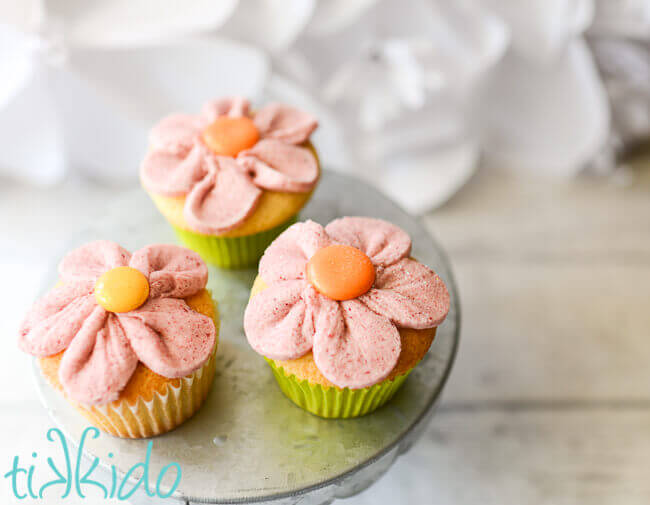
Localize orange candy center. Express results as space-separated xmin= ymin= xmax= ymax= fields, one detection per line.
xmin=306 ymin=245 xmax=375 ymax=301
xmin=94 ymin=267 xmax=150 ymax=313
xmin=202 ymin=116 xmax=260 ymax=157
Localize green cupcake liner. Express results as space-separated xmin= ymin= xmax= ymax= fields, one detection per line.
xmin=172 ymin=216 xmax=297 ymax=269
xmin=266 ymin=359 xmax=412 ymax=419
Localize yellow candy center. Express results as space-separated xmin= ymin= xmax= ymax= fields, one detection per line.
xmin=94 ymin=267 xmax=150 ymax=313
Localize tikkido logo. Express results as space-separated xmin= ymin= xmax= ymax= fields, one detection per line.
xmin=4 ymin=427 xmax=182 ymax=501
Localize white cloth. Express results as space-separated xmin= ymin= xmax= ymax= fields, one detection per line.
xmin=0 ymin=1 xmax=269 ymax=184
xmin=1 ymin=0 xmax=645 ymax=213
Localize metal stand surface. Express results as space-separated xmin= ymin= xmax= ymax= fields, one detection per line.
xmin=34 ymin=171 xmax=460 ymax=504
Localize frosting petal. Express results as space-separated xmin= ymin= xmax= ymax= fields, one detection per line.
xmin=18 ymin=239 xmax=217 ymax=405
xmin=359 ymin=258 xmax=450 ymax=329
xmin=140 ymin=142 xmax=207 ymax=197
xmin=18 ymin=284 xmax=95 ymax=357
xmin=130 ymin=244 xmax=207 ymax=299
xmin=58 ymin=307 xmax=139 ymax=405
xmin=59 ymin=240 xmax=131 ymax=284
xmin=201 ymin=96 xmax=250 ymax=122
xmin=259 ymin=220 xmax=331 ymax=283
xmin=149 ymin=114 xmax=205 ymax=155
xmin=118 ymin=298 xmax=215 ymax=378
xmin=184 ymin=157 xmax=262 ymax=234
xmin=244 ymin=280 xmax=340 ymax=361
xmin=253 ymin=103 xmax=318 ymax=144
xmin=237 ymin=139 xmax=318 ymax=193
xmin=312 ymin=299 xmax=401 ymax=389
xmin=325 ymin=217 xmax=412 ymax=267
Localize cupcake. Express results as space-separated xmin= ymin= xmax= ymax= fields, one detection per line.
xmin=140 ymin=96 xmax=320 ymax=269
xmin=244 ymin=217 xmax=450 ymax=418
xmin=18 ymin=241 xmax=218 ymax=438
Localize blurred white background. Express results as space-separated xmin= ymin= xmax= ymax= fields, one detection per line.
xmin=2 ymin=0 xmax=649 ymax=210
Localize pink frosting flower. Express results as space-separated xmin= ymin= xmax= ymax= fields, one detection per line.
xmin=244 ymin=217 xmax=450 ymax=389
xmin=140 ymin=97 xmax=319 ymax=234
xmin=18 ymin=241 xmax=216 ymax=406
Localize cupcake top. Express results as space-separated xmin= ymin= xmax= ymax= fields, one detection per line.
xmin=18 ymin=241 xmax=216 ymax=405
xmin=140 ymin=97 xmax=319 ymax=234
xmin=244 ymin=217 xmax=450 ymax=389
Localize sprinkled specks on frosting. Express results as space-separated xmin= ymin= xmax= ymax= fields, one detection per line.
xmin=244 ymin=217 xmax=450 ymax=389
xmin=18 ymin=241 xmax=215 ymax=406
xmin=140 ymin=96 xmax=319 ymax=234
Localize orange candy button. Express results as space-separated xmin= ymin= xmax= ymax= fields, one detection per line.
xmin=202 ymin=116 xmax=260 ymax=157
xmin=95 ymin=267 xmax=150 ymax=313
xmin=307 ymin=245 xmax=375 ymax=301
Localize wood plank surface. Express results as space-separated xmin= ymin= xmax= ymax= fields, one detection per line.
xmin=350 ymin=159 xmax=650 ymax=504
xmin=347 ymin=410 xmax=650 ymax=505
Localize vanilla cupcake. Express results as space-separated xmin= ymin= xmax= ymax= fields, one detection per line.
xmin=140 ymin=97 xmax=320 ymax=269
xmin=244 ymin=217 xmax=450 ymax=418
xmin=18 ymin=241 xmax=218 ymax=438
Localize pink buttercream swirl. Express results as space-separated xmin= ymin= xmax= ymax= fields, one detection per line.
xmin=244 ymin=217 xmax=450 ymax=389
xmin=140 ymin=97 xmax=319 ymax=234
xmin=18 ymin=241 xmax=216 ymax=406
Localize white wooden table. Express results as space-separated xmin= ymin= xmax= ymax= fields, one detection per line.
xmin=349 ymin=159 xmax=650 ymax=505
xmin=2 ymin=159 xmax=649 ymax=504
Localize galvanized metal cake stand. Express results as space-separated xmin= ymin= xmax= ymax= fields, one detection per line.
xmin=33 ymin=171 xmax=460 ymax=505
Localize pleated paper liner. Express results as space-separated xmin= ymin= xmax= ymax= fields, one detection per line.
xmin=70 ymin=344 xmax=218 ymax=438
xmin=172 ymin=216 xmax=298 ymax=269
xmin=266 ymin=359 xmax=413 ymax=419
